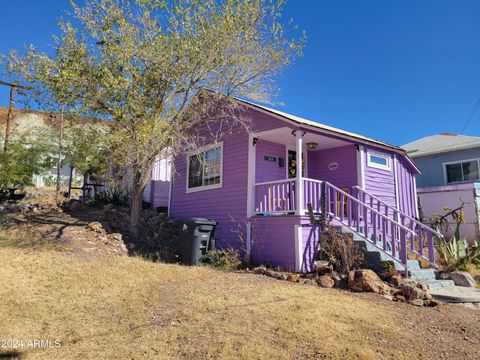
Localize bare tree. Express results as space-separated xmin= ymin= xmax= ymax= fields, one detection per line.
xmin=2 ymin=0 xmax=304 ymax=238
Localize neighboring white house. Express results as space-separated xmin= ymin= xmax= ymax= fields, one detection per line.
xmin=403 ymin=133 xmax=480 ymax=242
xmin=143 ymin=154 xmax=171 ymax=209
xmin=0 ymin=106 xmax=82 ymax=188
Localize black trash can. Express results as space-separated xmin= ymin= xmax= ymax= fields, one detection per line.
xmin=178 ymin=218 xmax=217 ymax=265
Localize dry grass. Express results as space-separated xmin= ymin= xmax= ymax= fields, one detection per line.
xmin=0 ymin=224 xmax=479 ymax=359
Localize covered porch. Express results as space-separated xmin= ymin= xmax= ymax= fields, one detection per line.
xmin=246 ymin=126 xmax=439 ymax=273
xmin=249 ymin=126 xmax=360 ymax=217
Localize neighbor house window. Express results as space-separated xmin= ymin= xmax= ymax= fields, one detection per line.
xmin=367 ymin=150 xmax=391 ymax=171
xmin=445 ymin=159 xmax=479 ymax=184
xmin=187 ymin=143 xmax=223 ymax=192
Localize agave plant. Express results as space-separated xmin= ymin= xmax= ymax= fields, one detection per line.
xmin=437 ymin=236 xmax=480 ymax=271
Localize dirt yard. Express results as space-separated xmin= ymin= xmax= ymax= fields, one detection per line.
xmin=0 ymin=203 xmax=479 ymax=360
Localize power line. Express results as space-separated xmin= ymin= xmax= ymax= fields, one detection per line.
xmin=459 ymin=94 xmax=480 ymax=135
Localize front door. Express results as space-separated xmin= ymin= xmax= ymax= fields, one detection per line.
xmin=287 ymin=150 xmax=305 ymax=178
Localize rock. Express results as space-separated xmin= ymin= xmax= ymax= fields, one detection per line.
xmin=450 ymin=271 xmax=476 ymax=287
xmin=400 ymin=283 xmax=424 ymax=301
xmin=119 ymin=243 xmax=128 ymax=254
xmin=279 ymin=273 xmax=289 ymax=281
xmin=87 ymin=221 xmax=105 ymax=234
xmin=314 ymin=260 xmax=330 ymax=272
xmin=389 ymin=273 xmax=403 ymax=287
xmin=31 ymin=206 xmax=39 ymax=213
xmin=416 ymin=282 xmax=428 ymax=293
xmin=303 ymin=279 xmax=318 ymax=286
xmin=330 ymin=272 xmax=348 ymax=289
xmin=286 ymin=274 xmax=301 ymax=283
xmin=348 ymin=269 xmax=391 ymax=294
xmin=69 ymin=200 xmax=84 ymax=211
xmin=424 ymin=299 xmax=440 ymax=307
xmin=40 ymin=204 xmax=50 ymax=210
xmin=0 ymin=205 xmax=5 ymax=212
xmin=272 ymin=272 xmax=284 ymax=280
xmin=110 ymin=233 xmax=123 ymax=242
xmin=265 ymin=269 xmax=276 ymax=278
xmin=382 ymin=294 xmax=394 ymax=301
xmin=253 ymin=266 xmax=267 ymax=275
xmin=410 ymin=299 xmax=424 ymax=307
xmin=13 ymin=214 xmax=27 ymax=222
xmin=438 ymin=271 xmax=451 ymax=280
xmin=317 ymin=275 xmax=335 ymax=288
xmin=394 ymin=295 xmax=406 ymax=302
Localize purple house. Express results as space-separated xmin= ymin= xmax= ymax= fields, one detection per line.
xmin=167 ymin=98 xmax=441 ymax=273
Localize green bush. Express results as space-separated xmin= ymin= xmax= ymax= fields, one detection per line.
xmin=201 ymin=248 xmax=241 ymax=271
xmin=86 ymin=188 xmax=129 ymax=207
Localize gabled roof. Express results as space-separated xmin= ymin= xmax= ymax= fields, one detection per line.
xmin=231 ymin=96 xmax=420 ymax=174
xmin=236 ymin=97 xmax=405 ymax=152
xmin=403 ymin=133 xmax=480 ymax=158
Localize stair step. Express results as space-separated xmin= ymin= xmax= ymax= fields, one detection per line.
xmin=394 ymin=259 xmax=421 ymax=271
xmin=424 ymin=280 xmax=455 ymax=291
xmin=410 ymin=269 xmax=437 ymax=281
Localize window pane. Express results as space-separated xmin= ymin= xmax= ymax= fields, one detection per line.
xmin=446 ymin=163 xmax=463 ymax=183
xmin=188 ymin=154 xmax=203 ymax=188
xmin=462 ymin=160 xmax=479 ymax=181
xmin=203 ymin=147 xmax=221 ymax=185
xmin=370 ymin=155 xmax=388 ymax=166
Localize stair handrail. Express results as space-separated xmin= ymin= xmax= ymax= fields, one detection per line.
xmin=352 ymin=185 xmax=443 ymax=239
xmin=324 ymin=182 xmax=417 ymax=236
xmin=324 ymin=181 xmax=438 ymax=269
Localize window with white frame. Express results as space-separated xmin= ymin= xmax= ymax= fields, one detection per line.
xmin=445 ymin=159 xmax=479 ymax=184
xmin=187 ymin=143 xmax=222 ymax=191
xmin=366 ymin=150 xmax=391 ymax=170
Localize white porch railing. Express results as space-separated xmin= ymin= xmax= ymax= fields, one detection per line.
xmin=254 ymin=177 xmax=443 ymax=272
xmin=254 ymin=178 xmax=323 ymax=215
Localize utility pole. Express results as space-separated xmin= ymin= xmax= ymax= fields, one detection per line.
xmin=0 ymin=80 xmax=31 ymax=151
xmin=55 ymin=109 xmax=65 ymax=203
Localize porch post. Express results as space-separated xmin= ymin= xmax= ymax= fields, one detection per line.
xmin=295 ymin=130 xmax=304 ymax=215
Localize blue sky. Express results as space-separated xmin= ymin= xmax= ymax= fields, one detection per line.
xmin=1 ymin=0 xmax=480 ymax=146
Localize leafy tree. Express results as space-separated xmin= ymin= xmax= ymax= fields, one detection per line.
xmin=2 ymin=0 xmax=304 ymax=238
xmin=0 ymin=130 xmax=55 ymax=199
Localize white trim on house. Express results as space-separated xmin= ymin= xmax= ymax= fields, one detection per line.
xmin=295 ymin=131 xmax=304 ymax=216
xmin=356 ymin=145 xmax=365 ymax=188
xmin=442 ymin=157 xmax=480 ymax=185
xmin=185 ymin=142 xmax=224 ymax=193
xmin=245 ymin=222 xmax=252 ymax=261
xmin=366 ymin=149 xmax=392 ymax=171
xmin=413 ymin=177 xmax=419 ymax=218
xmin=247 ymin=134 xmax=256 ymax=217
xmin=294 ymin=225 xmax=303 ymax=272
xmin=167 ymin=158 xmax=173 ymax=216
xmin=393 ymin=154 xmax=400 ymax=216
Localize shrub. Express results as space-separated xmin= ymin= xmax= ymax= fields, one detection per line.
xmin=86 ymin=188 xmax=129 ymax=207
xmin=201 ymin=248 xmax=241 ymax=271
xmin=317 ymin=226 xmax=363 ymax=275
xmin=437 ymin=236 xmax=480 ymax=272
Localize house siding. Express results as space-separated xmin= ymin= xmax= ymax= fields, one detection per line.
xmin=169 ymin=107 xmax=290 ymax=250
xmin=251 ymin=216 xmax=319 ymax=272
xmin=363 ymin=146 xmax=397 ymax=208
xmin=169 ymin=130 xmax=249 ymax=250
xmin=307 ymin=145 xmax=358 ymax=190
xmin=255 ymin=139 xmax=286 ymax=183
xmin=412 ymin=147 xmax=480 ymax=188
xmin=395 ymin=156 xmax=417 ymax=217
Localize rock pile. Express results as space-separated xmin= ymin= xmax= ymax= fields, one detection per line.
xmin=249 ymin=265 xmax=440 ymax=307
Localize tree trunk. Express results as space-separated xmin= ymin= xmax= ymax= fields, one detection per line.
xmin=129 ymin=166 xmax=148 ymax=241
xmin=130 ymin=186 xmax=143 ymax=240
